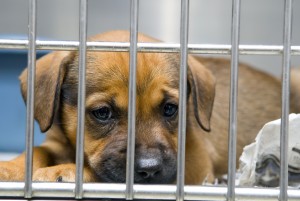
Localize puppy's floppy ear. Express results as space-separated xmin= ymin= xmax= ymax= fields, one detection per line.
xmin=19 ymin=51 xmax=74 ymax=133
xmin=187 ymin=56 xmax=216 ymax=131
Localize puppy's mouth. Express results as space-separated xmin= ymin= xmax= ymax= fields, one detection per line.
xmin=95 ymin=148 xmax=177 ymax=184
xmin=98 ymin=168 xmax=177 ymax=184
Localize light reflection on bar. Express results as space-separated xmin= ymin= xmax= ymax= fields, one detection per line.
xmin=24 ymin=0 xmax=37 ymax=198
xmin=1 ymin=39 xmax=300 ymax=55
xmin=227 ymin=0 xmax=241 ymax=200
xmin=176 ymin=0 xmax=189 ymax=201
xmin=1 ymin=182 xmax=300 ymax=200
xmin=74 ymin=0 xmax=88 ymax=199
xmin=125 ymin=0 xmax=139 ymax=200
xmin=279 ymin=0 xmax=293 ymax=201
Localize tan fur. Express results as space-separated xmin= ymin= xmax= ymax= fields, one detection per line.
xmin=291 ymin=68 xmax=300 ymax=112
xmin=0 ymin=30 xmax=299 ymax=184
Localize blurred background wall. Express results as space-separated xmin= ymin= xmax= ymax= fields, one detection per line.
xmin=0 ymin=0 xmax=299 ymax=152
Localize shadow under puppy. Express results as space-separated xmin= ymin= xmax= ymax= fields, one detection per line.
xmin=0 ymin=30 xmax=299 ymax=184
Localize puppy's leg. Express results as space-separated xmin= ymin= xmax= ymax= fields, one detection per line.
xmin=33 ymin=164 xmax=95 ymax=182
xmin=0 ymin=146 xmax=52 ymax=181
xmin=0 ymin=147 xmax=96 ymax=182
xmin=0 ymin=161 xmax=25 ymax=181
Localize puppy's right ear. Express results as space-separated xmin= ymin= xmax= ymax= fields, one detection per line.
xmin=187 ymin=56 xmax=216 ymax=132
xmin=19 ymin=51 xmax=74 ymax=133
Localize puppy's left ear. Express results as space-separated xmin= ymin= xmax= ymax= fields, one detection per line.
xmin=187 ymin=56 xmax=216 ymax=131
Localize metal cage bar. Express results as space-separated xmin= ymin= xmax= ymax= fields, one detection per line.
xmin=1 ymin=40 xmax=300 ymax=55
xmin=126 ymin=0 xmax=139 ymax=199
xmin=176 ymin=0 xmax=189 ymax=201
xmin=2 ymin=182 xmax=300 ymax=200
xmin=227 ymin=0 xmax=241 ymax=200
xmin=24 ymin=0 xmax=37 ymax=198
xmin=74 ymin=0 xmax=88 ymax=199
xmin=279 ymin=0 xmax=293 ymax=201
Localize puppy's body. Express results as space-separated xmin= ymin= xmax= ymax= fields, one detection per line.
xmin=0 ymin=31 xmax=299 ymax=184
xmin=194 ymin=57 xmax=285 ymax=177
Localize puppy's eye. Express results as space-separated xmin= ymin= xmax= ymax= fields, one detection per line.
xmin=92 ymin=107 xmax=112 ymax=122
xmin=163 ymin=103 xmax=178 ymax=118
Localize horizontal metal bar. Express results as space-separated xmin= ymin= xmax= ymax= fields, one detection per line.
xmin=0 ymin=39 xmax=300 ymax=55
xmin=0 ymin=182 xmax=300 ymax=200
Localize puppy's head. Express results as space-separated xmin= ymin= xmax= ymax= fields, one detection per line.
xmin=19 ymin=30 xmax=215 ymax=184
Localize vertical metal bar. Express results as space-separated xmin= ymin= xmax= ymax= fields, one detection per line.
xmin=24 ymin=0 xmax=37 ymax=198
xmin=227 ymin=0 xmax=241 ymax=200
xmin=126 ymin=0 xmax=139 ymax=200
xmin=280 ymin=0 xmax=293 ymax=201
xmin=75 ymin=0 xmax=88 ymax=199
xmin=176 ymin=1 xmax=189 ymax=201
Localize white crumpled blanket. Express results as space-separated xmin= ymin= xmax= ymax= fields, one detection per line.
xmin=238 ymin=113 xmax=300 ymax=187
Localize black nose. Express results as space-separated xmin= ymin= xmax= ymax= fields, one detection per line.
xmin=136 ymin=157 xmax=162 ymax=180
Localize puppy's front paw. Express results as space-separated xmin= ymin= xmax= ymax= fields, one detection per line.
xmin=33 ymin=164 xmax=96 ymax=182
xmin=33 ymin=164 xmax=76 ymax=182
xmin=0 ymin=161 xmax=24 ymax=181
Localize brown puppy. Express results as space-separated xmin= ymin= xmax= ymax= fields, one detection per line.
xmin=0 ymin=30 xmax=299 ymax=184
